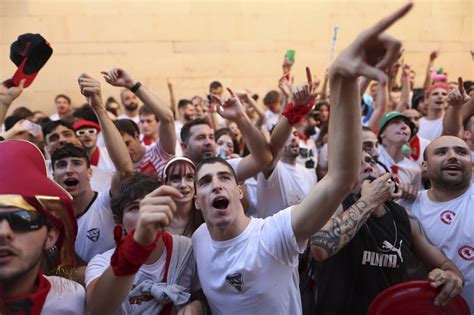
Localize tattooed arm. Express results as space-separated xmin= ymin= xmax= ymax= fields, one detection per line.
xmin=310 ymin=173 xmax=394 ymax=261
xmin=407 ymin=210 xmax=464 ymax=306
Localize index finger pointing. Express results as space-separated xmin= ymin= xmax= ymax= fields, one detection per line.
xmin=306 ymin=67 xmax=313 ymax=87
xmin=458 ymin=77 xmax=465 ymax=96
xmin=363 ymin=2 xmax=413 ymax=39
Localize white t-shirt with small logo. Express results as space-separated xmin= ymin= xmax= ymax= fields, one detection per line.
xmin=407 ymin=186 xmax=474 ymax=311
xmin=76 ymin=190 xmax=116 ymax=263
xmin=192 ymin=207 xmax=306 ymax=315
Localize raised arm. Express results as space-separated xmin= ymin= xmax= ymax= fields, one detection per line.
xmin=407 ymin=210 xmax=464 ymax=307
xmin=264 ymin=67 xmax=318 ymax=178
xmin=213 ymin=89 xmax=273 ymax=182
xmin=319 ymin=69 xmax=329 ymax=100
xmin=310 ymin=173 xmax=393 ymax=261
xmin=367 ymin=80 xmax=389 ymax=130
xmin=236 ymin=91 xmax=266 ymax=129
xmin=291 ymin=3 xmax=413 ymax=243
xmin=443 ymin=77 xmax=471 ymax=137
xmin=86 ymin=185 xmax=182 ymax=315
xmin=78 ymin=74 xmax=134 ymax=196
xmin=167 ymin=79 xmax=177 ymax=117
xmin=423 ymin=50 xmax=439 ymax=89
xmin=0 ymin=80 xmax=25 ymax=126
xmin=395 ymin=63 xmax=411 ymax=112
xmin=102 ymin=68 xmax=176 ymax=155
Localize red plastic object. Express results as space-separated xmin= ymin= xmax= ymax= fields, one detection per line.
xmin=368 ymin=281 xmax=470 ymax=315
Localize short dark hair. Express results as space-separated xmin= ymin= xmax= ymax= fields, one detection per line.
xmin=55 ymin=94 xmax=71 ymax=104
xmin=42 ymin=120 xmax=75 ymax=139
xmin=73 ymin=104 xmax=99 ymax=124
xmin=12 ymin=106 xmax=34 ymax=119
xmin=209 ymin=81 xmax=223 ymax=92
xmin=114 ymin=119 xmax=140 ymax=138
xmin=195 ymin=157 xmax=238 ymax=186
xmin=4 ymin=115 xmax=22 ymax=131
xmin=180 ymin=117 xmax=211 ymax=143
xmin=111 ymin=173 xmax=162 ymax=224
xmin=138 ymin=105 xmax=158 ymax=120
xmin=178 ymin=99 xmax=193 ymax=110
xmin=51 ymin=143 xmax=90 ymax=170
xmin=263 ymin=90 xmax=280 ymax=106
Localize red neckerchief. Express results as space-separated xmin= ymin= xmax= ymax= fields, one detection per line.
xmin=142 ymin=136 xmax=154 ymax=146
xmin=2 ymin=274 xmax=51 ymax=315
xmin=409 ymin=136 xmax=420 ymax=161
xmin=298 ymin=132 xmax=309 ymax=141
xmin=391 ymin=165 xmax=400 ymax=184
xmin=90 ymin=147 xmax=100 ymax=167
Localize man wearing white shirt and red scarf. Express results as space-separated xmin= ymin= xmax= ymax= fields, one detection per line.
xmin=0 ymin=140 xmax=85 ymax=315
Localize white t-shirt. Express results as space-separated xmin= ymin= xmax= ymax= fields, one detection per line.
xmin=296 ymin=138 xmax=318 ymax=183
xmin=406 ymin=186 xmax=474 ymax=312
xmin=378 ymin=146 xmax=422 ymax=188
xmin=263 ymin=110 xmax=280 ymax=132
xmin=42 ymin=276 xmax=86 ymax=314
xmin=418 ymin=117 xmax=444 ymax=141
xmin=49 ymin=112 xmax=61 ymax=121
xmin=318 ymin=143 xmax=328 ymax=169
xmin=117 ymin=113 xmax=140 ymax=125
xmin=192 ymin=207 xmax=306 ymax=315
xmin=76 ymin=190 xmax=116 ymax=262
xmin=95 ymin=146 xmax=116 ymax=174
xmin=257 ymin=161 xmax=316 ymax=218
xmin=85 ymin=235 xmax=198 ymax=314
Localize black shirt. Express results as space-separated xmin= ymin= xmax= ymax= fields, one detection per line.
xmin=314 ymin=200 xmax=412 ymax=315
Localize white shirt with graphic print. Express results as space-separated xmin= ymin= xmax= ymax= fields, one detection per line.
xmin=75 ymin=190 xmax=116 ymax=263
xmin=406 ymin=185 xmax=474 ymax=312
xmin=192 ymin=207 xmax=306 ymax=315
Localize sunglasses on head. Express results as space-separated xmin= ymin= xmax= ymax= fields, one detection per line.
xmin=0 ymin=209 xmax=48 ymax=232
xmin=76 ymin=128 xmax=97 ymax=136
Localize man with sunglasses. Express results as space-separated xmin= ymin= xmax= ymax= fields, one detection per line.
xmin=0 ymin=140 xmax=85 ymax=314
xmin=73 ymin=119 xmax=115 ymax=174
xmin=310 ymin=150 xmax=464 ymax=315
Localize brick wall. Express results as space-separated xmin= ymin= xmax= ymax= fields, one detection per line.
xmin=1 ymin=0 xmax=472 ymax=114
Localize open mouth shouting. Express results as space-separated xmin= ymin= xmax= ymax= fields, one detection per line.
xmin=63 ymin=178 xmax=80 ymax=189
xmin=212 ymin=196 xmax=230 ymax=210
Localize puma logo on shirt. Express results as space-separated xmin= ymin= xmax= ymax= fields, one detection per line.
xmin=361 ymin=240 xmax=404 ymax=268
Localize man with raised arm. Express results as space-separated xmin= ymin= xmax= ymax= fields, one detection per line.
xmin=310 ymin=151 xmax=464 ymax=315
xmin=180 ymin=92 xmax=273 ymax=182
xmin=190 ymin=4 xmax=414 ymax=313
xmin=102 ymin=68 xmax=176 ymax=177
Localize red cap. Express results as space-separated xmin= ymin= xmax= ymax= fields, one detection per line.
xmin=0 ymin=140 xmax=77 ymax=268
xmin=10 ymin=33 xmax=53 ymax=88
xmin=425 ymin=82 xmax=449 ymax=99
xmin=73 ymin=120 xmax=101 ymax=132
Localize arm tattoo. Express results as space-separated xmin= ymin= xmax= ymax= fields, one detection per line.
xmin=407 ymin=212 xmax=435 ymax=246
xmin=310 ymin=200 xmax=372 ymax=257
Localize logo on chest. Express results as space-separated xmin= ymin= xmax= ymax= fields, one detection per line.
xmin=226 ymin=273 xmax=244 ymax=292
xmin=458 ymin=246 xmax=474 ymax=261
xmin=362 ymin=240 xmax=404 ymax=268
xmin=440 ymin=210 xmax=455 ymax=225
xmin=87 ymin=228 xmax=100 ymax=242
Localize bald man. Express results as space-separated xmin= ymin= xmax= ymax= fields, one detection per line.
xmin=402 ymin=136 xmax=472 ymax=310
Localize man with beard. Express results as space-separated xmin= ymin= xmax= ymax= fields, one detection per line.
xmin=49 ymin=94 xmax=73 ymax=121
xmin=377 ymin=111 xmax=422 ymax=188
xmin=310 ymin=151 xmax=464 ymax=315
xmin=0 ymin=140 xmax=85 ymax=315
xmin=402 ymin=135 xmax=474 ymax=311
xmin=102 ymin=68 xmax=177 ymax=177
xmin=256 ymin=67 xmax=318 ymax=218
xmin=117 ymin=88 xmax=140 ymax=124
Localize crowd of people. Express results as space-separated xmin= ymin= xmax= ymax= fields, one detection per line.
xmin=1 ymin=3 xmax=473 ymax=314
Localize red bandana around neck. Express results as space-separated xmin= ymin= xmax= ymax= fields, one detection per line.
xmin=2 ymin=274 xmax=51 ymax=315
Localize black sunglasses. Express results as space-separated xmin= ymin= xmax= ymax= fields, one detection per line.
xmin=0 ymin=209 xmax=48 ymax=232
